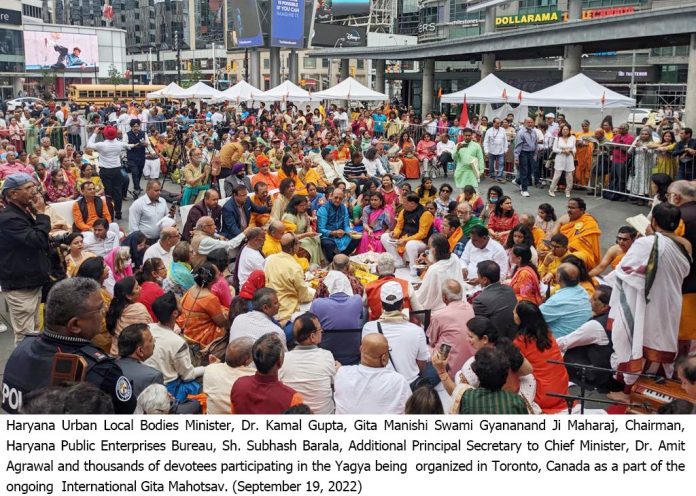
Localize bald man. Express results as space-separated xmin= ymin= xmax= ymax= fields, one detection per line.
xmin=264 ymin=233 xmax=314 ymax=335
xmin=262 ymin=220 xmax=287 ymax=257
xmin=143 ymin=225 xmax=180 ymax=268
xmin=202 ymin=337 xmax=255 ymax=414
xmin=334 ymin=334 xmax=411 ymax=414
xmin=314 ymin=253 xmax=365 ymax=298
xmin=540 ymin=263 xmax=593 ymax=338
xmin=668 ymin=180 xmax=696 ymax=354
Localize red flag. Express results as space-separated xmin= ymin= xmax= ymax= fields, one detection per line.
xmin=517 ymin=90 xmax=523 ymax=102
xmin=102 ymin=2 xmax=114 ymax=21
xmin=600 ymin=91 xmax=606 ymax=108
xmin=437 ymin=87 xmax=442 ymax=99
xmin=501 ymin=88 xmax=508 ymax=102
xmin=459 ymin=96 xmax=469 ymax=128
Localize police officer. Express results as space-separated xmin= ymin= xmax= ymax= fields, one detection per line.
xmin=2 ymin=278 xmax=137 ymax=414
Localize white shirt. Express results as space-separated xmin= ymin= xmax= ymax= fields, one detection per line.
xmin=557 ymin=318 xmax=610 ymax=353
xmin=279 ymin=345 xmax=336 ymax=414
xmin=363 ymin=157 xmax=386 ymax=177
xmin=229 ymin=310 xmax=287 ymax=349
xmin=334 ymin=364 xmax=411 ymax=414
xmin=145 ymin=323 xmax=204 ymax=384
xmin=211 ymin=112 xmax=224 ymax=126
xmin=415 ymin=256 xmax=466 ymax=312
xmin=87 ymin=133 xmax=133 ymax=170
xmin=82 ymin=230 xmax=118 ymax=257
xmin=117 ymin=113 xmax=131 ymax=136
xmin=143 ymin=241 xmax=173 ymax=269
xmin=436 ymin=140 xmax=455 ymax=156
xmin=460 ymin=238 xmax=509 ymax=280
xmin=483 ymin=127 xmax=508 ymax=156
xmin=203 ymin=363 xmax=255 ymax=414
xmin=128 ymin=194 xmax=169 ymax=239
xmin=362 ymin=317 xmax=429 ymax=383
xmin=238 ymin=246 xmax=265 ymax=287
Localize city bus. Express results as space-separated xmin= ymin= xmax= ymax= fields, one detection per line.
xmin=68 ymin=84 xmax=165 ymax=105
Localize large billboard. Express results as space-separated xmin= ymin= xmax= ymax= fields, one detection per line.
xmin=316 ymin=0 xmax=370 ymax=18
xmin=271 ymin=0 xmax=305 ymax=48
xmin=23 ymin=30 xmax=99 ymax=71
xmin=310 ymin=22 xmax=366 ymax=47
xmin=227 ymin=0 xmax=264 ymax=48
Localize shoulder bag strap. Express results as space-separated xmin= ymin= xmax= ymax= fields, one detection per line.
xmin=376 ymin=322 xmax=398 ymax=373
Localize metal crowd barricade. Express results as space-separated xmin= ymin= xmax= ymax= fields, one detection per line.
xmin=589 ymin=141 xmax=655 ymax=202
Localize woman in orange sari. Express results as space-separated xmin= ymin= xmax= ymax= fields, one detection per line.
xmin=513 ymin=301 xmax=569 ymax=414
xmin=574 ymin=120 xmax=594 ymax=187
xmin=177 ymin=262 xmax=229 ymax=347
xmin=507 ymin=245 xmax=543 ymax=305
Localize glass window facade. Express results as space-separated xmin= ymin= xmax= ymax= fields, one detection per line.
xmin=194 ymin=0 xmax=224 ymax=49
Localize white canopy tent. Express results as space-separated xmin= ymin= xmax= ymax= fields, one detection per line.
xmin=441 ymin=74 xmax=525 ymax=104
xmin=312 ymin=77 xmax=388 ymax=101
xmin=213 ymin=80 xmax=265 ymax=103
xmin=522 ymin=74 xmax=636 ymax=108
xmin=147 ymin=82 xmax=186 ymax=99
xmin=175 ymin=81 xmax=225 ymax=100
xmin=259 ymin=80 xmax=318 ymax=102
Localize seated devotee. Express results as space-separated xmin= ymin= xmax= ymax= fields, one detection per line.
xmin=316 ymin=187 xmax=359 ymax=263
xmin=182 ymin=189 xmax=222 ymax=242
xmin=451 ymin=347 xmax=530 ymax=415
xmin=506 ymin=244 xmax=543 ymax=305
xmin=177 ymin=263 xmax=229 ymax=347
xmin=116 ymin=323 xmax=164 ymax=400
xmin=557 ymin=285 xmax=616 ymax=392
xmin=513 ymin=300 xmax=570 ymax=414
xmin=229 ymin=288 xmax=287 ymax=349
xmin=414 ymin=233 xmax=466 ymax=311
xmin=609 ymin=203 xmax=691 ymax=394
xmin=540 ymin=263 xmax=593 ymax=338
xmin=106 ymin=276 xmax=153 ymax=356
xmin=364 ymin=253 xmax=421 ymax=321
xmin=236 ymin=227 xmax=265 ymax=288
xmin=560 ymin=254 xmax=598 ymax=297
xmin=190 ymin=215 xmax=247 ymax=268
xmin=250 ymin=155 xmax=279 ymax=189
xmin=472 ymin=261 xmax=519 ymax=339
xmin=146 ymin=292 xmax=204 ymax=401
xmin=538 ymin=233 xmax=569 ymax=286
xmin=221 ymin=183 xmax=270 ymax=240
xmin=440 ymin=214 xmax=466 ymax=257
xmin=230 ymin=333 xmax=304 ymax=414
xmin=282 ymin=194 xmax=323 ymax=265
xmin=519 ymin=212 xmax=547 ymax=254
xmin=264 ymin=233 xmax=314 ymax=335
xmin=203 ymin=337 xmax=255 ymax=414
xmin=143 ymin=227 xmax=180 ymax=269
xmin=381 ymin=193 xmax=434 ymax=277
xmin=459 ymin=225 xmax=509 ymax=282
xmin=362 ymin=282 xmax=430 ymax=385
xmin=279 ymin=312 xmax=338 ymax=414
xmin=588 ymin=225 xmax=638 ymax=277
xmin=334 ymin=333 xmax=412 ymax=414
xmin=427 ymin=279 xmax=475 ymax=380
xmin=314 ymin=254 xmax=364 ymax=298
xmin=82 ymin=219 xmax=118 ymax=257
xmin=554 ymin=197 xmax=602 ymax=270
xmin=71 ymin=180 xmax=113 ymax=232
xmin=249 ymin=181 xmax=273 ymax=227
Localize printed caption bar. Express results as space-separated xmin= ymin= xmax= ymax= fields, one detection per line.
xmin=1 ymin=416 xmax=693 ymax=496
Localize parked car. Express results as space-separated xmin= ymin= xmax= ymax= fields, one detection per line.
xmin=627 ymin=108 xmax=656 ymax=125
xmin=5 ymin=97 xmax=45 ymax=111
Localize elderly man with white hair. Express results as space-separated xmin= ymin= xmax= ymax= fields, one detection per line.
xmin=426 ymin=279 xmax=476 ymax=380
xmin=190 ymin=215 xmax=248 ymax=267
xmin=363 ymin=253 xmax=422 ymax=321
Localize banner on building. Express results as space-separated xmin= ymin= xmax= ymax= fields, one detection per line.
xmin=228 ymin=0 xmax=264 ymax=48
xmin=271 ymin=0 xmax=305 ymax=48
xmin=310 ymin=22 xmax=366 ymax=47
xmin=23 ymin=30 xmax=99 ymax=71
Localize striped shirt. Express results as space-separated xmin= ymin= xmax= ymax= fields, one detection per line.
xmin=343 ymin=161 xmax=367 ymax=178
xmin=458 ymin=388 xmax=529 ymax=414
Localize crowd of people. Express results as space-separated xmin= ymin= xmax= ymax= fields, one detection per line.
xmin=1 ymin=96 xmax=696 ymax=415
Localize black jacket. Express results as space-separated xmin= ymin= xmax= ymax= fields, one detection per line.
xmin=126 ymin=130 xmax=146 ymax=162
xmin=1 ymin=330 xmax=137 ymax=414
xmin=472 ymin=282 xmax=519 ymax=339
xmin=221 ymin=196 xmax=269 ymax=239
xmin=0 ymin=204 xmax=50 ymax=291
xmin=182 ymin=200 xmax=222 ymax=242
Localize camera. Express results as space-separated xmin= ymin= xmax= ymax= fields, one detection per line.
xmin=49 ymin=233 xmax=71 ymax=246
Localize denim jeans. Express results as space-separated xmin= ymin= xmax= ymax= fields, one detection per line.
xmin=518 ymin=151 xmax=535 ymax=192
xmin=488 ymin=154 xmax=504 ymax=179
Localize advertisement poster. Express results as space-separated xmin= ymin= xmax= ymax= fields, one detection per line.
xmin=271 ymin=0 xmax=305 ymax=48
xmin=310 ymin=22 xmax=366 ymax=47
xmin=23 ymin=30 xmax=99 ymax=70
xmin=227 ymin=0 xmax=264 ymax=48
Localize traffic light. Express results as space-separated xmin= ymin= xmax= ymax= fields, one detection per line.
xmin=350 ymin=66 xmax=356 ymax=78
xmin=232 ymin=61 xmax=237 ymax=72
xmin=226 ymin=62 xmax=231 ymax=73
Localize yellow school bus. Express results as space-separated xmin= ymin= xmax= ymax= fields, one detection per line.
xmin=68 ymin=84 xmax=165 ymax=105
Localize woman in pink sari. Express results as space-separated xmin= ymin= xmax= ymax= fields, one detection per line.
xmin=104 ymin=246 xmax=134 ymax=283
xmin=356 ymin=192 xmax=394 ymax=254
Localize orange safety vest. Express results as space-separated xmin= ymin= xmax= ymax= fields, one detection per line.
xmin=365 ymin=276 xmax=412 ymax=321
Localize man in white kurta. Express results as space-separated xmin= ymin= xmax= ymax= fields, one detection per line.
xmin=609 ymin=205 xmax=691 ymax=386
xmin=415 ymin=234 xmax=466 ymax=312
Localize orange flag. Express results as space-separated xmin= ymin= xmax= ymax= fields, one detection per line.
xmin=459 ymin=95 xmax=469 ymax=128
xmin=437 ymin=87 xmax=442 ymax=99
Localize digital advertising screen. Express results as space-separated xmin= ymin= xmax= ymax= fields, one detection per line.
xmin=23 ymin=30 xmax=99 ymax=71
xmin=0 ymin=28 xmax=23 ymax=56
xmin=227 ymin=0 xmax=264 ymax=48
xmin=271 ymin=0 xmax=305 ymax=48
xmin=310 ymin=22 xmax=366 ymax=47
xmin=330 ymin=0 xmax=370 ymax=16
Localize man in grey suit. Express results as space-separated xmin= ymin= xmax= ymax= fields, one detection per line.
xmin=117 ymin=323 xmax=164 ymax=400
xmin=472 ymin=260 xmax=519 ymax=339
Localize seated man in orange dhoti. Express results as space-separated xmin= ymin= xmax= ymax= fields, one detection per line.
xmin=554 ymin=197 xmax=602 ymax=271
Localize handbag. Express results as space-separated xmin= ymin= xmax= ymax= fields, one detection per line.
xmin=377 ymin=322 xmax=430 ymax=392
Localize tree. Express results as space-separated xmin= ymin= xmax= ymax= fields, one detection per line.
xmin=39 ymin=69 xmax=57 ymax=100
xmin=181 ymin=62 xmax=202 ymax=89
xmin=107 ymin=64 xmax=126 ymax=92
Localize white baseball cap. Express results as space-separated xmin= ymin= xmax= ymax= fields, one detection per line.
xmin=380 ymin=281 xmax=404 ymax=304
xmin=545 ymin=112 xmax=555 ymax=118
